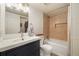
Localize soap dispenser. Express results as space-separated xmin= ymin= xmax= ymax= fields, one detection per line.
xmin=28 ymin=23 xmax=35 ymax=36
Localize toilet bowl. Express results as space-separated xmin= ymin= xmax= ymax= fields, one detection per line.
xmin=39 ymin=36 xmax=52 ymax=56
xmin=40 ymin=44 xmax=53 ymax=56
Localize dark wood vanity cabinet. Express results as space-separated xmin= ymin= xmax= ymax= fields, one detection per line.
xmin=0 ymin=40 xmax=40 ymax=56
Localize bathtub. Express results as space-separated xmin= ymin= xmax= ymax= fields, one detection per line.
xmin=46 ymin=39 xmax=68 ymax=56
xmin=34 ymin=35 xmax=69 ymax=56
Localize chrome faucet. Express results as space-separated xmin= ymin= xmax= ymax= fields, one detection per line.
xmin=20 ymin=23 xmax=24 ymax=40
xmin=21 ymin=32 xmax=24 ymax=40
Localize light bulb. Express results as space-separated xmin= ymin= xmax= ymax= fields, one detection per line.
xmin=23 ymin=7 xmax=29 ymax=13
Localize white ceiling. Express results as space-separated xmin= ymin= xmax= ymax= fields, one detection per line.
xmin=29 ymin=3 xmax=69 ymax=16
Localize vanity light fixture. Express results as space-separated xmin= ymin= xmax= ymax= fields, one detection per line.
xmin=6 ymin=3 xmax=29 ymax=13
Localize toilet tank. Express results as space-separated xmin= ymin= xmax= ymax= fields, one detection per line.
xmin=37 ymin=35 xmax=44 ymax=46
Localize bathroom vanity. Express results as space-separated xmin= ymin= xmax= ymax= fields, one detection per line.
xmin=0 ymin=36 xmax=40 ymax=56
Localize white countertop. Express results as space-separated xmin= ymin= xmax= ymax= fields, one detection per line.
xmin=0 ymin=36 xmax=40 ymax=52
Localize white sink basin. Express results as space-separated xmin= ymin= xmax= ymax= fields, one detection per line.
xmin=0 ymin=35 xmax=40 ymax=52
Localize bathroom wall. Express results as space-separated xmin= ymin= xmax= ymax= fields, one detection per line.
xmin=29 ymin=6 xmax=43 ymax=35
xmin=43 ymin=6 xmax=68 ymax=41
xmin=70 ymin=4 xmax=79 ymax=56
xmin=0 ymin=5 xmax=1 ymax=36
xmin=0 ymin=4 xmax=5 ymax=36
xmin=5 ymin=11 xmax=20 ymax=34
xmin=43 ymin=14 xmax=49 ymax=39
xmin=49 ymin=9 xmax=68 ymax=41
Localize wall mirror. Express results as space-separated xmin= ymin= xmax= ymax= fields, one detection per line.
xmin=5 ymin=3 xmax=29 ymax=34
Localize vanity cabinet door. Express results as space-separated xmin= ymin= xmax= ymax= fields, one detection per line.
xmin=6 ymin=48 xmax=17 ymax=56
xmin=13 ymin=40 xmax=40 ymax=56
xmin=0 ymin=48 xmax=17 ymax=56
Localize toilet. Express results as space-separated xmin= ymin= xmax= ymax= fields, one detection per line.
xmin=40 ymin=36 xmax=53 ymax=56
